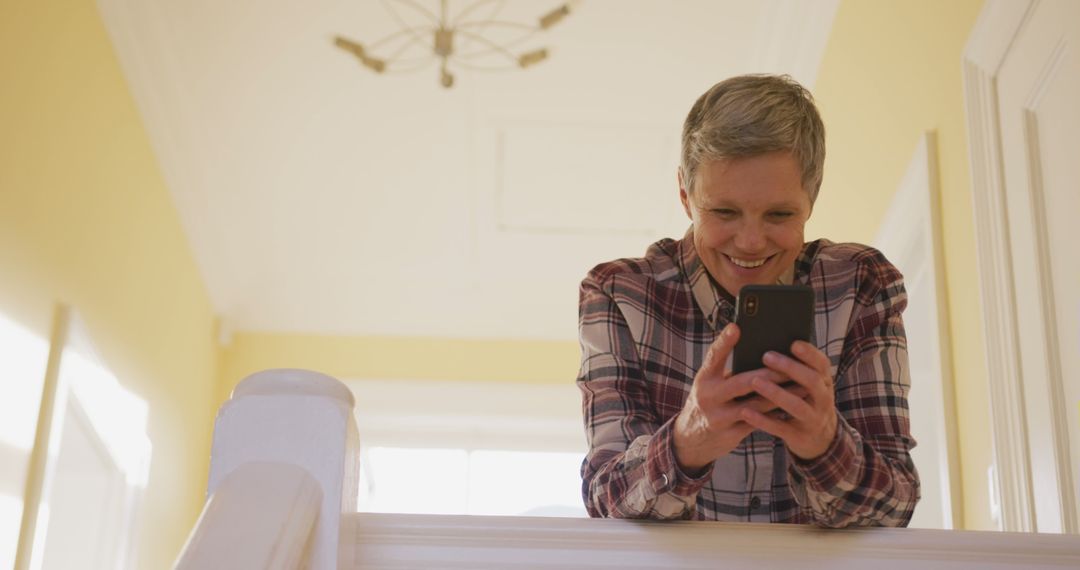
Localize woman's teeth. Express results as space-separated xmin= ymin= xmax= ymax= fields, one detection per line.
xmin=729 ymin=255 xmax=767 ymax=269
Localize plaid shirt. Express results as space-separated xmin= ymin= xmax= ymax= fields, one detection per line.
xmin=577 ymin=231 xmax=920 ymax=526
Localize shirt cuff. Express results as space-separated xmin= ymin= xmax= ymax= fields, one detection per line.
xmin=789 ymin=415 xmax=858 ymax=492
xmin=647 ymin=416 xmax=714 ymax=496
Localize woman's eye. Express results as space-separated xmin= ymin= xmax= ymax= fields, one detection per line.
xmin=768 ymin=211 xmax=794 ymax=219
xmin=712 ymin=209 xmax=737 ymax=217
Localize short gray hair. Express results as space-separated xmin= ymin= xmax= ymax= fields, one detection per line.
xmin=680 ymin=74 xmax=826 ymax=203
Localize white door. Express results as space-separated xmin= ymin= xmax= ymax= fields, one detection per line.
xmin=965 ymin=0 xmax=1080 ymax=533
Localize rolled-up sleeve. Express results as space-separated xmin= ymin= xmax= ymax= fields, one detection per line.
xmin=577 ymin=273 xmax=710 ymax=519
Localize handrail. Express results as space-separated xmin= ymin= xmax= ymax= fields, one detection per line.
xmin=175 ymin=462 xmax=322 ymax=569
xmin=347 ymin=512 xmax=1080 ymax=569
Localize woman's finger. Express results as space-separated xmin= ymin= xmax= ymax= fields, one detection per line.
xmin=762 ymin=351 xmax=824 ymax=393
xmin=791 ymin=341 xmax=831 ymax=375
xmin=749 ymin=376 xmax=815 ymax=420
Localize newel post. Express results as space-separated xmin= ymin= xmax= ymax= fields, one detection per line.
xmin=187 ymin=369 xmax=360 ymax=569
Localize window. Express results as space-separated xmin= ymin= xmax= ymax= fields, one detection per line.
xmin=348 ymin=378 xmax=587 ymax=517
xmin=358 ymin=447 xmax=586 ymax=517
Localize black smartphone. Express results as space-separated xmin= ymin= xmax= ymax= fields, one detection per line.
xmin=732 ymin=284 xmax=814 ymax=374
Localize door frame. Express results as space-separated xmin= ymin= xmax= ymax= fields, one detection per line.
xmin=962 ymin=0 xmax=1077 ymax=533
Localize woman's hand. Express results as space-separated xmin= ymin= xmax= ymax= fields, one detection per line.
xmin=738 ymin=340 xmax=838 ymax=460
xmin=672 ymin=324 xmax=809 ymax=472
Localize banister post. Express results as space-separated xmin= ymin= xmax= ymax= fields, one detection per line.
xmin=196 ymin=369 xmax=359 ymax=569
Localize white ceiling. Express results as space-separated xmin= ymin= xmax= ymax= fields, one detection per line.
xmin=98 ymin=0 xmax=838 ymax=341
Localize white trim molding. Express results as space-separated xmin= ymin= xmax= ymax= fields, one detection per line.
xmin=1020 ymin=45 xmax=1079 ymax=533
xmin=961 ymin=0 xmax=1038 ymax=533
xmin=964 ymin=0 xmax=1080 ymax=534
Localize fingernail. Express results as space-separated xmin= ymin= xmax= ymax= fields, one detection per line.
xmin=763 ymin=351 xmax=778 ymax=364
xmin=723 ymin=324 xmax=735 ymax=338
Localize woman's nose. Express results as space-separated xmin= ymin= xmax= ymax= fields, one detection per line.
xmin=733 ymin=222 xmax=767 ymax=253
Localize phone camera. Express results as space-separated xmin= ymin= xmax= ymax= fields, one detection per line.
xmin=744 ymin=295 xmax=758 ymax=316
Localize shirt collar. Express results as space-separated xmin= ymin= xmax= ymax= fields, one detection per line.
xmin=676 ymin=227 xmax=819 ymax=332
xmin=676 ymin=227 xmax=731 ymax=332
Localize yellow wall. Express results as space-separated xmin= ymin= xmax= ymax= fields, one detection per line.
xmin=811 ymin=0 xmax=991 ymax=529
xmin=0 ymin=1 xmax=220 ymax=567
xmin=219 ymin=333 xmax=579 ymax=403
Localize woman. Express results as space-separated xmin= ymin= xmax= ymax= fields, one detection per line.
xmin=577 ymin=74 xmax=920 ymax=526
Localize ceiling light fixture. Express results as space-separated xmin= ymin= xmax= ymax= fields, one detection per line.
xmin=334 ymin=0 xmax=581 ymax=89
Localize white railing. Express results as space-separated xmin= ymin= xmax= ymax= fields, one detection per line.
xmin=348 ymin=512 xmax=1080 ymax=569
xmin=175 ymin=462 xmax=322 ymax=569
xmin=176 ymin=369 xmax=1080 ymax=569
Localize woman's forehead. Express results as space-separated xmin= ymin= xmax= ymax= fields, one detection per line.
xmin=693 ymin=154 xmax=809 ymax=207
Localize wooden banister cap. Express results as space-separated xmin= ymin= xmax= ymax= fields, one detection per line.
xmin=231 ymin=368 xmax=355 ymax=407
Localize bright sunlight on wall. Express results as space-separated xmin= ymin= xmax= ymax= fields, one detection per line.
xmin=2 ymin=308 xmax=153 ymax=569
xmin=59 ymin=331 xmax=152 ymax=490
xmin=0 ymin=312 xmax=49 ymax=569
xmin=33 ymin=322 xmax=152 ymax=569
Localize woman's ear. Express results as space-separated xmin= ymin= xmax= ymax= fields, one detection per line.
xmin=678 ymin=168 xmax=692 ymax=220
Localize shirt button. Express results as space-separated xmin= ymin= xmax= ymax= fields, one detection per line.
xmin=750 ymin=496 xmax=762 ymax=509
xmin=661 ymin=473 xmax=670 ymax=488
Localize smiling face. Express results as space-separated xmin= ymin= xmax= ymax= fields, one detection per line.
xmin=679 ymin=151 xmax=812 ymax=298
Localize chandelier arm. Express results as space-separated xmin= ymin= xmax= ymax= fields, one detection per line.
xmin=448 ymin=57 xmax=520 ymax=71
xmin=451 ymin=0 xmax=509 ymax=56
xmin=453 ymin=29 xmax=520 ymax=64
xmin=451 ymin=0 xmax=506 ymax=27
xmin=382 ymin=58 xmax=439 ymax=73
xmin=453 ymin=0 xmax=507 ymax=57
xmin=367 ymin=25 xmax=437 ymax=53
xmin=454 ymin=29 xmax=540 ymax=60
xmin=381 ymin=41 xmax=431 ymax=63
xmin=454 ymin=21 xmax=539 ymax=57
xmin=456 ymin=20 xmax=536 ymax=31
xmin=384 ymin=0 xmax=441 ymax=27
